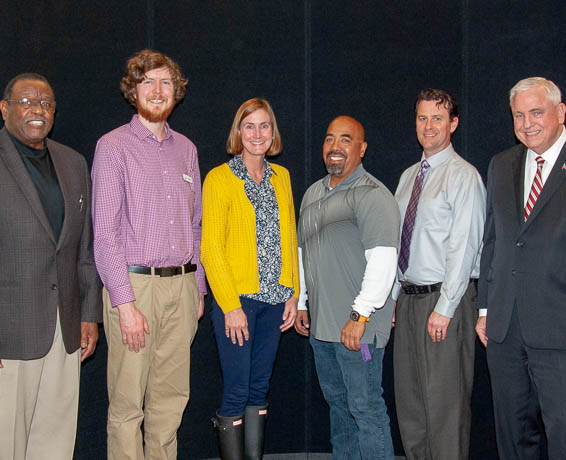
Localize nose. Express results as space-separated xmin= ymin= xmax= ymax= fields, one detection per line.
xmin=425 ymin=118 xmax=433 ymax=129
xmin=522 ymin=114 xmax=533 ymax=129
xmin=253 ymin=126 xmax=261 ymax=138
xmin=30 ymin=101 xmax=45 ymax=114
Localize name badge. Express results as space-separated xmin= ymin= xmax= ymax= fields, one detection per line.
xmin=183 ymin=174 xmax=193 ymax=184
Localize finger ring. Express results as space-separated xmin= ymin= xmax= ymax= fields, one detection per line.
xmin=436 ymin=330 xmax=441 ymax=333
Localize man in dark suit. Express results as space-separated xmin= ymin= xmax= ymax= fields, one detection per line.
xmin=476 ymin=76 xmax=566 ymax=459
xmin=0 ymin=73 xmax=101 ymax=460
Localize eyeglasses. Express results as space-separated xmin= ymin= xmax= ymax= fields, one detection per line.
xmin=5 ymin=97 xmax=56 ymax=111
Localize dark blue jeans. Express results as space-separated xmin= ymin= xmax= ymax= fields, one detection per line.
xmin=212 ymin=297 xmax=284 ymax=417
xmin=310 ymin=336 xmax=394 ymax=460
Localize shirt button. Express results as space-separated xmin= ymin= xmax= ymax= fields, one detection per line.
xmin=170 ymin=220 xmax=174 ymax=224
xmin=516 ymin=241 xmax=524 ymax=247
xmin=511 ymin=270 xmax=516 ymax=276
xmin=163 ymin=170 xmax=167 ymax=174
xmin=171 ymin=245 xmax=175 ymax=249
xmin=167 ymin=195 xmax=171 ymax=199
xmin=51 ymin=284 xmax=57 ymax=290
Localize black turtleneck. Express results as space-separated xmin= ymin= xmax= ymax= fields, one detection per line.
xmin=9 ymin=133 xmax=65 ymax=240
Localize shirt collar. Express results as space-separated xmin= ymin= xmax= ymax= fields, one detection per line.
xmin=7 ymin=130 xmax=48 ymax=158
xmin=323 ymin=163 xmax=366 ymax=190
xmin=526 ymin=125 xmax=566 ymax=168
xmin=420 ymin=143 xmax=455 ymax=169
xmin=129 ymin=114 xmax=172 ymax=142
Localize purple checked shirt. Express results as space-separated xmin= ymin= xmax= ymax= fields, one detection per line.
xmin=92 ymin=115 xmax=206 ymax=307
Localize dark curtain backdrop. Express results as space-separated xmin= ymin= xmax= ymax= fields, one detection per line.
xmin=2 ymin=1 xmax=565 ymax=458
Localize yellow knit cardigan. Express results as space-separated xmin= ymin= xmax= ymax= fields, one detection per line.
xmin=201 ymin=161 xmax=300 ymax=313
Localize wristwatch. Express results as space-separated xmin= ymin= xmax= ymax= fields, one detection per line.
xmin=350 ymin=310 xmax=370 ymax=323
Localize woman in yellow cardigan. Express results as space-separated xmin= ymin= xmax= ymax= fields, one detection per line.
xmin=201 ymin=98 xmax=299 ymax=460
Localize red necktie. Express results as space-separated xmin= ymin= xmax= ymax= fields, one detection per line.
xmin=524 ymin=156 xmax=545 ymax=221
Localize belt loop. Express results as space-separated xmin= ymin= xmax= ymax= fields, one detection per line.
xmin=151 ymin=267 xmax=156 ymax=276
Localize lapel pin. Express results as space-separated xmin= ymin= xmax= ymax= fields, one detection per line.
xmin=562 ymin=163 xmax=566 ymax=171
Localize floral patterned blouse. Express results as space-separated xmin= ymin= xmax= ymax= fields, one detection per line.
xmin=228 ymin=154 xmax=294 ymax=305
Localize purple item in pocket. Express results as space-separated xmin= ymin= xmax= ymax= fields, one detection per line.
xmin=361 ymin=343 xmax=372 ymax=362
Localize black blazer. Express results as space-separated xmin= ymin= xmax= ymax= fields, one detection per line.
xmin=478 ymin=141 xmax=566 ymax=349
xmin=0 ymin=127 xmax=101 ymax=360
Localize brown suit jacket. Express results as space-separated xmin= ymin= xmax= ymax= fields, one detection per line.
xmin=0 ymin=127 xmax=101 ymax=360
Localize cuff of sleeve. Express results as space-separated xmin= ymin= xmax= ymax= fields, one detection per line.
xmin=391 ymin=281 xmax=400 ymax=301
xmin=195 ymin=265 xmax=208 ymax=294
xmin=478 ymin=308 xmax=487 ymax=317
xmin=433 ymin=296 xmax=457 ymax=318
xmin=108 ymin=285 xmax=136 ymax=308
xmin=297 ymin=303 xmax=308 ymax=311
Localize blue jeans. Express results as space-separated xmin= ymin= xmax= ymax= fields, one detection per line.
xmin=212 ymin=297 xmax=284 ymax=417
xmin=310 ymin=336 xmax=394 ymax=460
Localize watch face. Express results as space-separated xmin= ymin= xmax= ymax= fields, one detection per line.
xmin=350 ymin=310 xmax=360 ymax=321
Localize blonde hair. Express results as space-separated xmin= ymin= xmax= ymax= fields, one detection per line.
xmin=226 ymin=98 xmax=282 ymax=156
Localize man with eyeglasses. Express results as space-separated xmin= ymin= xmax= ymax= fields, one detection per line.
xmin=295 ymin=116 xmax=400 ymax=459
xmin=0 ymin=73 xmax=101 ymax=460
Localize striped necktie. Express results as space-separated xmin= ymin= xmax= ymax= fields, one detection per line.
xmin=524 ymin=156 xmax=545 ymax=221
xmin=398 ymin=160 xmax=430 ymax=273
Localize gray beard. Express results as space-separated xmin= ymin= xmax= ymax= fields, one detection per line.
xmin=326 ymin=163 xmax=344 ymax=175
xmin=325 ymin=150 xmax=346 ymax=175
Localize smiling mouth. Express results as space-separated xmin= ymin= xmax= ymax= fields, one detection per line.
xmin=326 ymin=150 xmax=346 ymax=162
xmin=26 ymin=120 xmax=46 ymax=126
xmin=525 ymin=130 xmax=541 ymax=136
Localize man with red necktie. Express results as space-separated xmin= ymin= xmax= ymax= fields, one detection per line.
xmin=477 ymin=77 xmax=566 ymax=459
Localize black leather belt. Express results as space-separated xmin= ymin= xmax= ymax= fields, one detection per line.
xmin=128 ymin=263 xmax=196 ymax=277
xmin=401 ymin=279 xmax=477 ymax=295
xmin=401 ymin=282 xmax=442 ymax=295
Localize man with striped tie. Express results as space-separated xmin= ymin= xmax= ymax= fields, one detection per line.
xmin=477 ymin=77 xmax=566 ymax=459
xmin=392 ymin=89 xmax=486 ymax=460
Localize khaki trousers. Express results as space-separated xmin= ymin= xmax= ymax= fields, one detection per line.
xmin=0 ymin=309 xmax=81 ymax=460
xmin=104 ymin=271 xmax=199 ymax=460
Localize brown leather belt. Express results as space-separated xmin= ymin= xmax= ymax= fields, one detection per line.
xmin=128 ymin=263 xmax=196 ymax=277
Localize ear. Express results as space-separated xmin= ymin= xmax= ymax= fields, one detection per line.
xmin=557 ymin=102 xmax=566 ymax=124
xmin=0 ymin=100 xmax=8 ymax=121
xmin=360 ymin=141 xmax=368 ymax=158
xmin=450 ymin=116 xmax=459 ymax=134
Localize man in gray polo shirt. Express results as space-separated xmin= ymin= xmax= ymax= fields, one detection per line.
xmin=294 ymin=115 xmax=400 ymax=460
